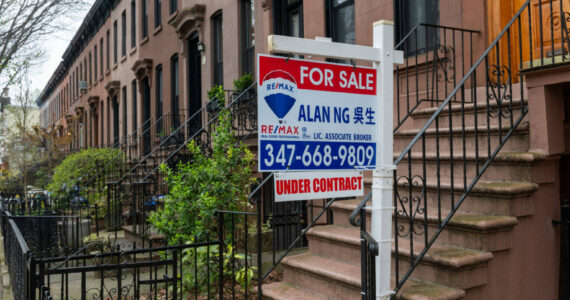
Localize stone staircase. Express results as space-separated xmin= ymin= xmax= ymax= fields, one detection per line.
xmin=261 ymin=84 xmax=545 ymax=299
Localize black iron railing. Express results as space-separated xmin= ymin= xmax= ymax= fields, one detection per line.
xmin=5 ymin=216 xmax=32 ymax=300
xmin=350 ymin=0 xmax=570 ymax=296
xmin=394 ymin=24 xmax=480 ymax=132
xmin=349 ymin=193 xmax=377 ymax=300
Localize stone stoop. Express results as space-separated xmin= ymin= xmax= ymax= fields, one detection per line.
xmin=260 ymin=82 xmax=539 ymax=298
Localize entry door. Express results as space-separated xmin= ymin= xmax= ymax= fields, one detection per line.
xmin=488 ymin=0 xmax=570 ymax=77
xmin=187 ymin=32 xmax=202 ymax=136
xmin=113 ymin=96 xmax=119 ymax=148
xmin=142 ymin=78 xmax=152 ymax=155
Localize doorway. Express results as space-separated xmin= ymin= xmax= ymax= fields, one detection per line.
xmin=142 ymin=77 xmax=152 ymax=155
xmin=187 ymin=31 xmax=202 ymax=136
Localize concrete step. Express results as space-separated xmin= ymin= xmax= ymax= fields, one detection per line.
xmin=261 ymin=282 xmax=329 ymax=300
xmin=411 ymin=98 xmax=527 ymax=129
xmin=320 ymin=206 xmax=515 ymax=256
xmin=394 ymin=212 xmax=517 ymax=252
xmin=394 ymin=122 xmax=529 ymax=155
xmin=332 ymin=179 xmax=536 ymax=230
xmin=393 ymin=243 xmax=493 ymax=290
xmin=281 ymin=252 xmax=360 ymax=299
xmin=395 ymin=152 xmax=545 ymax=185
xmin=262 ymin=278 xmax=465 ymax=300
xmin=394 ymin=180 xmax=538 ymax=217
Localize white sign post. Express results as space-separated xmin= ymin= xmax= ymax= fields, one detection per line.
xmin=266 ymin=20 xmax=402 ymax=299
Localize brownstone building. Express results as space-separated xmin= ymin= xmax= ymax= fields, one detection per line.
xmin=37 ymin=0 xmax=570 ymax=299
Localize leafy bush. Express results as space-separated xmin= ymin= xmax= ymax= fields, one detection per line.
xmin=207 ymin=85 xmax=225 ymax=109
xmin=47 ymin=148 xmax=124 ymax=207
xmin=149 ymin=111 xmax=255 ymax=243
xmin=233 ymin=73 xmax=253 ymax=92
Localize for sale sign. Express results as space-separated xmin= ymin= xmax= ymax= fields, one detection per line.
xmin=274 ymin=171 xmax=364 ymax=202
xmin=257 ymin=54 xmax=378 ymax=171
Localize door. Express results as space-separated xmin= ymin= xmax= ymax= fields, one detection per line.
xmin=142 ymin=77 xmax=151 ymax=155
xmin=113 ymin=96 xmax=119 ymax=148
xmin=187 ymin=32 xmax=202 ymax=136
xmin=487 ymin=0 xmax=570 ymax=78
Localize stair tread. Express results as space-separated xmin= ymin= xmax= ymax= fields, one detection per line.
xmin=394 ymin=151 xmax=546 ymax=163
xmin=262 ymin=282 xmax=329 ymax=300
xmin=395 ymin=122 xmax=528 ymax=137
xmin=262 ymin=278 xmax=465 ymax=300
xmin=282 ymin=252 xmax=361 ymax=287
xmin=395 ymin=279 xmax=465 ymax=300
xmin=396 ymin=243 xmax=493 ymax=269
xmin=397 ymin=180 xmax=539 ymax=196
xmin=330 ymin=200 xmax=517 ymax=231
xmin=411 ymin=98 xmax=526 ymax=117
xmin=307 ymin=224 xmax=360 ymax=246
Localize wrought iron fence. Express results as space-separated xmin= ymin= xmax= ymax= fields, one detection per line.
xmin=3 ymin=209 xmax=262 ymax=300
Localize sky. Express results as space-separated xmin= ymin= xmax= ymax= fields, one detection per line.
xmin=27 ymin=1 xmax=95 ymax=102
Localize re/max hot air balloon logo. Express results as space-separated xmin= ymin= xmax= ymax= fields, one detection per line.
xmin=263 ymin=70 xmax=297 ymax=119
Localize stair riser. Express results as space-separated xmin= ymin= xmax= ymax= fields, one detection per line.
xmin=395 ymin=186 xmax=535 ymax=217
xmin=332 ymin=205 xmax=372 ymax=231
xmin=394 ymin=131 xmax=529 ymax=155
xmin=396 ymin=160 xmax=532 ymax=184
xmin=393 ymin=255 xmax=488 ymax=290
xmin=395 ymin=223 xmax=513 ymax=252
xmin=282 ymin=264 xmax=361 ymax=299
xmin=412 ymin=105 xmax=525 ymax=129
xmin=307 ymin=235 xmax=361 ymax=265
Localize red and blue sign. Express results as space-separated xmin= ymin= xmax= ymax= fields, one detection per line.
xmin=257 ymin=54 xmax=379 ymax=171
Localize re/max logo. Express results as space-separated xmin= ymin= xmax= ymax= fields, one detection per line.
xmin=261 ymin=125 xmax=299 ymax=135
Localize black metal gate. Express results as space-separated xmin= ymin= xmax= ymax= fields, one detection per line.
xmin=262 ymin=174 xmax=307 ymax=250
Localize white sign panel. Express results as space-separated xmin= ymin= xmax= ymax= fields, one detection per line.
xmin=257 ymin=54 xmax=378 ymax=171
xmin=274 ymin=171 xmax=364 ymax=202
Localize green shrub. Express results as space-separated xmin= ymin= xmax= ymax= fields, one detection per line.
xmin=149 ymin=110 xmax=255 ymax=243
xmin=233 ymin=73 xmax=253 ymax=92
xmin=207 ymin=85 xmax=225 ymax=108
xmin=47 ymin=148 xmax=124 ymax=207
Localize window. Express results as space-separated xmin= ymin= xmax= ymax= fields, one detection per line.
xmin=89 ymin=52 xmax=92 ymax=85
xmin=155 ymin=0 xmax=162 ymax=28
xmin=132 ymin=80 xmax=137 ymax=132
xmin=142 ymin=0 xmax=148 ymax=38
xmin=169 ymin=0 xmax=177 ymax=14
xmin=131 ymin=0 xmax=136 ymax=48
xmin=83 ymin=57 xmax=87 ymax=83
xmin=274 ymin=0 xmax=303 ymax=37
xmin=80 ymin=62 xmax=83 ymax=83
xmin=326 ymin=0 xmax=355 ymax=44
xmin=395 ymin=0 xmax=439 ymax=56
xmin=212 ymin=11 xmax=223 ymax=86
xmin=121 ymin=10 xmax=127 ymax=56
xmin=94 ymin=46 xmax=98 ymax=80
xmin=100 ymin=38 xmax=104 ymax=76
xmin=241 ymin=0 xmax=255 ymax=74
xmin=170 ymin=54 xmax=179 ymax=128
xmin=106 ymin=30 xmax=110 ymax=70
xmin=122 ymin=86 xmax=127 ymax=137
xmin=155 ymin=64 xmax=163 ymax=133
xmin=113 ymin=20 xmax=118 ymax=64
